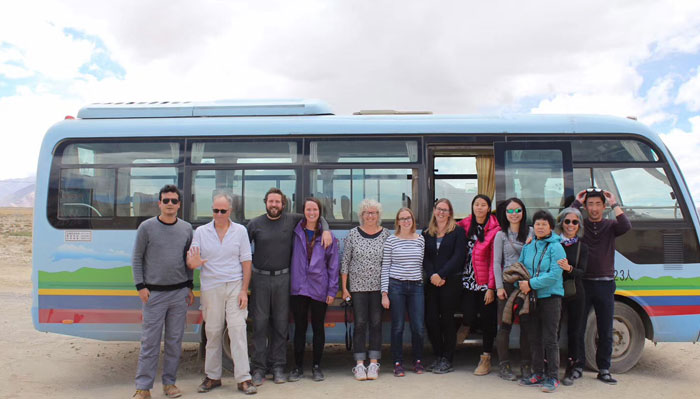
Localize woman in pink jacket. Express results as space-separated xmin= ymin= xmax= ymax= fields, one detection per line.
xmin=456 ymin=194 xmax=500 ymax=376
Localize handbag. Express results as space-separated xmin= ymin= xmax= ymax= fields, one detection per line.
xmin=563 ymin=243 xmax=582 ymax=298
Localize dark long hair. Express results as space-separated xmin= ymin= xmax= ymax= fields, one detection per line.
xmin=467 ymin=194 xmax=492 ymax=242
xmin=496 ymin=197 xmax=529 ymax=243
xmin=303 ymin=197 xmax=323 ymax=263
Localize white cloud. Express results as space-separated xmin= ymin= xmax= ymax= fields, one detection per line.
xmin=660 ymin=117 xmax=700 ymax=210
xmin=675 ymin=68 xmax=700 ymax=111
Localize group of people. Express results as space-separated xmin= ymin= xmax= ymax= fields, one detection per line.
xmin=130 ymin=183 xmax=630 ymax=398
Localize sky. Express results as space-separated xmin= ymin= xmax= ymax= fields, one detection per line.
xmin=1 ymin=0 xmax=700 ymax=209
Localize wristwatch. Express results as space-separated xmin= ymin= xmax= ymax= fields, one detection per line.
xmin=610 ymin=203 xmax=620 ymax=209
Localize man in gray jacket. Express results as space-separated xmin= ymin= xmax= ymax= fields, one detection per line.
xmin=131 ymin=185 xmax=194 ymax=399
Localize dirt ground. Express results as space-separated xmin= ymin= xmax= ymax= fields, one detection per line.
xmin=1 ymin=208 xmax=699 ymax=398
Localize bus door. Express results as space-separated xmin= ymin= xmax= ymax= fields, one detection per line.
xmin=494 ymin=141 xmax=574 ymax=220
xmin=428 ymin=147 xmax=493 ymax=220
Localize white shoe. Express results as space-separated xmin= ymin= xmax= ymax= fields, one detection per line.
xmin=352 ymin=364 xmax=368 ymax=381
xmin=366 ymin=363 xmax=380 ymax=380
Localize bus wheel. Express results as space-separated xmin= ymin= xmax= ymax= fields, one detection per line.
xmin=584 ymin=301 xmax=645 ymax=374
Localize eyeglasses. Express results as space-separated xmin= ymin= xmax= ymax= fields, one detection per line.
xmin=212 ymin=208 xmax=229 ymax=214
xmin=398 ymin=217 xmax=413 ymax=222
xmin=586 ymin=187 xmax=603 ymax=193
xmin=563 ymin=219 xmax=579 ymax=225
xmin=506 ymin=208 xmax=522 ymax=214
xmin=364 ymin=211 xmax=378 ymax=216
xmin=161 ymin=198 xmax=180 ymax=205
xmin=435 ymin=207 xmax=450 ymax=213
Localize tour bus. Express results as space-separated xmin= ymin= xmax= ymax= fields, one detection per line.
xmin=32 ymin=99 xmax=700 ymax=373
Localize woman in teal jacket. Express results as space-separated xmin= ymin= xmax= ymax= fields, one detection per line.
xmin=517 ymin=210 xmax=566 ymax=393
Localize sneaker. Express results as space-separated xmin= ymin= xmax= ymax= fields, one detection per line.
xmin=519 ymin=373 xmax=545 ymax=387
xmin=132 ymin=390 xmax=151 ymax=399
xmin=474 ymin=353 xmax=491 ymax=376
xmin=541 ymin=377 xmax=560 ymax=393
xmin=237 ymin=380 xmax=257 ymax=395
xmin=162 ymin=385 xmax=182 ymax=398
xmin=425 ymin=358 xmax=439 ymax=372
xmin=312 ymin=365 xmax=325 ymax=382
xmin=288 ymin=367 xmax=303 ymax=382
xmin=597 ymin=370 xmax=618 ymax=385
xmin=251 ymin=369 xmax=265 ymax=386
xmin=393 ymin=362 xmax=405 ymax=377
xmin=366 ymin=363 xmax=380 ymax=380
xmin=433 ymin=358 xmax=454 ymax=374
xmin=413 ymin=360 xmax=425 ymax=374
xmin=498 ymin=361 xmax=517 ymax=381
xmin=572 ymin=367 xmax=583 ymax=379
xmin=562 ymin=358 xmax=575 ymax=386
xmin=352 ymin=364 xmax=367 ymax=381
xmin=272 ymin=368 xmax=287 ymax=384
xmin=197 ymin=377 xmax=222 ymax=393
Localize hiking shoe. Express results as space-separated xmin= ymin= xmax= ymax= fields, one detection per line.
xmin=132 ymin=390 xmax=151 ymax=399
xmin=541 ymin=377 xmax=560 ymax=393
xmin=413 ymin=360 xmax=425 ymax=374
xmin=272 ymin=368 xmax=287 ymax=384
xmin=519 ymin=373 xmax=545 ymax=387
xmin=197 ymin=377 xmax=222 ymax=393
xmin=393 ymin=362 xmax=405 ymax=377
xmin=366 ymin=363 xmax=380 ymax=380
xmin=312 ymin=365 xmax=325 ymax=381
xmin=237 ymin=380 xmax=257 ymax=395
xmin=288 ymin=367 xmax=303 ymax=382
xmin=474 ymin=353 xmax=491 ymax=375
xmin=597 ymin=370 xmax=618 ymax=385
xmin=433 ymin=358 xmax=454 ymax=374
xmin=251 ymin=369 xmax=264 ymax=386
xmin=162 ymin=385 xmax=182 ymax=398
xmin=352 ymin=364 xmax=367 ymax=381
xmin=498 ymin=361 xmax=517 ymax=381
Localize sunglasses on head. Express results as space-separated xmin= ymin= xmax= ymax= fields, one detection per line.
xmin=586 ymin=187 xmax=603 ymax=193
xmin=161 ymin=198 xmax=179 ymax=205
xmin=506 ymin=208 xmax=522 ymax=214
xmin=212 ymin=208 xmax=229 ymax=214
xmin=563 ymin=219 xmax=580 ymax=225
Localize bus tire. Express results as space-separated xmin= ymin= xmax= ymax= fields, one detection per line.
xmin=584 ymin=301 xmax=645 ymax=374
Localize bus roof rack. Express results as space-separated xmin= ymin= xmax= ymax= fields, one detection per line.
xmin=76 ymin=99 xmax=333 ymax=119
xmin=353 ymin=110 xmax=433 ymax=115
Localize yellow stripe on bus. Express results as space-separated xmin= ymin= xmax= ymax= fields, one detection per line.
xmin=38 ymin=289 xmax=201 ymax=297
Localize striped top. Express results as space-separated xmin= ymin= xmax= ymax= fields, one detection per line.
xmin=381 ymin=234 xmax=425 ymax=292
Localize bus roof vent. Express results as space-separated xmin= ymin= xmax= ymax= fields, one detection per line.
xmin=76 ymin=99 xmax=333 ymax=119
xmin=353 ymin=109 xmax=433 ymax=115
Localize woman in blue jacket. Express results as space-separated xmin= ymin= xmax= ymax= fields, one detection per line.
xmin=517 ymin=210 xmax=566 ymax=393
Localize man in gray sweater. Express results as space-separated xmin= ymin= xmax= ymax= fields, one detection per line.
xmin=132 ymin=185 xmax=194 ymax=399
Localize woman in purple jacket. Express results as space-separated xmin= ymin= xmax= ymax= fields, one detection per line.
xmin=288 ymin=197 xmax=340 ymax=382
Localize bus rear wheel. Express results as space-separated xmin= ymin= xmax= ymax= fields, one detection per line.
xmin=584 ymin=301 xmax=645 ymax=373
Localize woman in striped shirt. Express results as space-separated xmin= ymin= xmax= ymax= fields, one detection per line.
xmin=381 ymin=207 xmax=426 ymax=377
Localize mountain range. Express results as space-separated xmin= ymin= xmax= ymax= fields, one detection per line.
xmin=0 ymin=177 xmax=35 ymax=207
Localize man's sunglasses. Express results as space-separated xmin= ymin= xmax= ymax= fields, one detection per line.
xmin=212 ymin=209 xmax=229 ymax=214
xmin=586 ymin=187 xmax=603 ymax=193
xmin=563 ymin=219 xmax=580 ymax=225
xmin=161 ymin=198 xmax=180 ymax=204
xmin=506 ymin=208 xmax=522 ymax=214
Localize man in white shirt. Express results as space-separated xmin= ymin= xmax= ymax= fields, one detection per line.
xmin=187 ymin=192 xmax=256 ymax=395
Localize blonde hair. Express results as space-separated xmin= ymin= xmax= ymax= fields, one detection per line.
xmin=359 ymin=198 xmax=382 ymax=226
xmin=427 ymin=198 xmax=457 ymax=236
xmin=394 ymin=207 xmax=416 ymax=235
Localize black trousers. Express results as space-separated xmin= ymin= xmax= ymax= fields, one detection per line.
xmin=495 ymin=283 xmax=531 ymax=364
xmin=583 ymin=280 xmax=616 ymax=371
xmin=425 ymin=276 xmax=461 ymax=362
xmin=527 ymin=296 xmax=561 ymax=379
xmin=461 ymin=288 xmax=497 ymax=353
xmin=290 ymin=295 xmax=328 ymax=368
xmin=351 ymin=291 xmax=383 ymax=361
xmin=562 ymin=281 xmax=586 ymax=367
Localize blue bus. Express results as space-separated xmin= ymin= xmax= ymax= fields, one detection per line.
xmin=32 ymin=99 xmax=700 ymax=373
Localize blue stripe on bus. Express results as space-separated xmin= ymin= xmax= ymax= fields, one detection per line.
xmin=633 ymin=296 xmax=700 ymax=306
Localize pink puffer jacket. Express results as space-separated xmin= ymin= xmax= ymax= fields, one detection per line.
xmin=457 ymin=214 xmax=500 ymax=289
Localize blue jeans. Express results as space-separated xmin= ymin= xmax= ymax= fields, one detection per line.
xmin=388 ymin=278 xmax=425 ymax=364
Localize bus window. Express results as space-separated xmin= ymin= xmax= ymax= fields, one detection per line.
xmin=116 ymin=167 xmax=179 ymax=217
xmin=58 ymin=168 xmax=115 ymax=218
xmin=570 ymin=139 xmax=659 ymax=162
xmin=310 ymin=168 xmax=414 ymax=222
xmin=434 ymin=157 xmax=478 ymax=219
xmin=62 ymin=142 xmax=179 ymax=164
xmin=309 ymin=139 xmax=419 ymax=163
xmin=190 ymin=141 xmax=298 ymax=164
xmin=191 ymin=169 xmax=296 ymax=222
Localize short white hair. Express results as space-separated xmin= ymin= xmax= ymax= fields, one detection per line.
xmin=556 ymin=207 xmax=584 ymax=238
xmin=212 ymin=191 xmax=233 ymax=208
xmin=358 ymin=198 xmax=382 ymax=226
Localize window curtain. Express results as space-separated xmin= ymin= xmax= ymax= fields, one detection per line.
xmin=476 ymin=155 xmax=495 ymax=200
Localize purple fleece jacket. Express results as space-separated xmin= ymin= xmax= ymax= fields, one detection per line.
xmin=290 ymin=220 xmax=340 ymax=302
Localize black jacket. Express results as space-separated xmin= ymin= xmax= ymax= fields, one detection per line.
xmin=422 ymin=225 xmax=467 ymax=279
